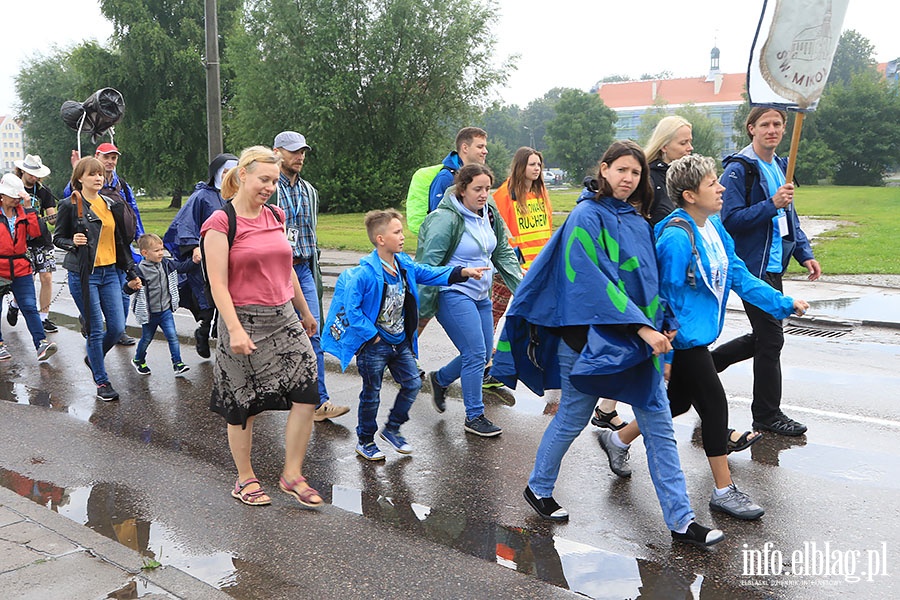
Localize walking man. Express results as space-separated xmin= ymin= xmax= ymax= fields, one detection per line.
xmin=712 ymin=107 xmax=821 ymax=436
xmin=273 ymin=131 xmax=349 ymax=421
xmin=10 ymin=155 xmax=58 ymax=333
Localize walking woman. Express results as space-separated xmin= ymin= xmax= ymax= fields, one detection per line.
xmin=487 ymin=147 xmax=552 ymax=386
xmin=644 ymin=116 xmax=693 ymax=225
xmin=417 ymin=164 xmax=522 ymax=437
xmin=591 ymin=116 xmax=693 ymax=431
xmin=0 ymin=173 xmax=57 ymax=362
xmin=54 ymin=158 xmax=142 ymax=401
xmin=493 ymin=141 xmax=723 ymax=547
xmin=201 ymin=146 xmax=322 ymax=508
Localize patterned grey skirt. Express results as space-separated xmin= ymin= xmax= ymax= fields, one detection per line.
xmin=210 ymin=302 xmax=318 ymax=427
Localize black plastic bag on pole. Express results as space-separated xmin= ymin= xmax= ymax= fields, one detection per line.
xmin=60 ymin=88 xmax=126 ymax=154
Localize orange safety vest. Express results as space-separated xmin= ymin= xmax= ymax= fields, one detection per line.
xmin=492 ymin=180 xmax=552 ymax=270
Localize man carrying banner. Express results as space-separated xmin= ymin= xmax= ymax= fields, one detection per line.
xmin=711 ymin=107 xmax=820 ymax=437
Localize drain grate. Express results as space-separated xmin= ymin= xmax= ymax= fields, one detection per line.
xmin=784 ymin=326 xmax=849 ymax=338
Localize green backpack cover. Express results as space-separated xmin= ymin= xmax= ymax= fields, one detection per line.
xmin=405 ymin=163 xmax=445 ymax=236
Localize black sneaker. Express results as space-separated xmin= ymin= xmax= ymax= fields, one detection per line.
xmin=464 ymin=414 xmax=502 ymax=437
xmin=671 ymin=521 xmax=725 ymax=548
xmin=96 ymin=382 xmax=120 ymax=402
xmin=523 ymin=486 xmax=569 ymax=522
xmin=117 ymin=333 xmax=137 ymax=346
xmin=482 ymin=372 xmax=504 ymax=389
xmin=173 ymin=362 xmax=190 ymax=375
xmin=42 ymin=318 xmax=59 ymax=333
xmin=195 ymin=327 xmax=211 ymax=358
xmin=429 ymin=371 xmax=446 ymax=413
xmin=131 ymin=359 xmax=151 ymax=375
xmin=753 ymin=411 xmax=807 ymax=437
xmin=6 ymin=305 xmax=18 ymax=326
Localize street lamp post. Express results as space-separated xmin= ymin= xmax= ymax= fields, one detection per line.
xmin=523 ymin=125 xmax=535 ymax=149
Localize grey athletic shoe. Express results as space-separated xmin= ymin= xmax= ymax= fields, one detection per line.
xmin=598 ymin=429 xmax=632 ymax=478
xmin=709 ymin=484 xmax=765 ymax=520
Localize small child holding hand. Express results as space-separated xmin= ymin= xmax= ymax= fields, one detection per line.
xmin=125 ymin=233 xmax=196 ymax=376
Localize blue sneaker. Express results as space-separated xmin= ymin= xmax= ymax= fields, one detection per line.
xmin=379 ymin=428 xmax=412 ymax=454
xmin=355 ymin=442 xmax=385 ymax=461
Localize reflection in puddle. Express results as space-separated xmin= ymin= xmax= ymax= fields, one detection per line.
xmin=331 ymin=482 xmax=704 ymax=599
xmin=809 ymin=294 xmax=899 ymax=323
xmin=0 ymin=380 xmax=95 ymax=423
xmin=0 ymin=468 xmax=236 ymax=590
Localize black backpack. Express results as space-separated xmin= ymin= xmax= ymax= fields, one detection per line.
xmin=199 ymin=201 xmax=282 ymax=307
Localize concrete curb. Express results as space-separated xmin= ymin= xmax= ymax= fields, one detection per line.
xmin=0 ymin=486 xmax=229 ymax=600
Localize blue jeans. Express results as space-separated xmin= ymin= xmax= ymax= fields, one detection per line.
xmin=117 ymin=269 xmax=131 ymax=326
xmin=1 ymin=275 xmax=46 ymax=349
xmin=135 ymin=309 xmax=182 ymax=365
xmin=355 ymin=338 xmax=421 ymax=443
xmin=68 ymin=266 xmax=126 ymax=385
xmin=435 ymin=290 xmax=492 ymax=421
xmin=528 ymin=340 xmax=695 ymax=532
xmin=293 ymin=261 xmax=328 ymax=405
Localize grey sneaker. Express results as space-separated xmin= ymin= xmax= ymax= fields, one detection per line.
xmin=464 ymin=414 xmax=502 ymax=437
xmin=709 ymin=484 xmax=765 ymax=520
xmin=598 ymin=429 xmax=632 ymax=478
xmin=36 ymin=340 xmax=58 ymax=361
xmin=0 ymin=344 xmax=11 ymax=361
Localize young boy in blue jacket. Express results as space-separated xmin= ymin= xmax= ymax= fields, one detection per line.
xmin=323 ymin=209 xmax=486 ymax=460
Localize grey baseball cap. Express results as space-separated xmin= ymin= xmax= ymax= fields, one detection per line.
xmin=273 ymin=131 xmax=311 ymax=152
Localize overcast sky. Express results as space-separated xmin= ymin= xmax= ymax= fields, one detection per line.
xmin=3 ymin=1 xmax=897 ymax=117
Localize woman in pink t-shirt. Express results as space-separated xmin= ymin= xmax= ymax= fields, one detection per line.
xmin=201 ymin=146 xmax=322 ymax=509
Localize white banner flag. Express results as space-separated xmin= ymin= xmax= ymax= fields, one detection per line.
xmin=747 ymin=0 xmax=850 ymax=110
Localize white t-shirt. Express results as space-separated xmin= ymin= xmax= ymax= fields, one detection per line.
xmin=696 ymin=222 xmax=729 ymax=319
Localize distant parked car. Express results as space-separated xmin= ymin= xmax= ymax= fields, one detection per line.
xmin=543 ymin=170 xmax=556 ymax=184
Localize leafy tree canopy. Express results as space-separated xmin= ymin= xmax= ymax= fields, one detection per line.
xmin=544 ymin=89 xmax=616 ymax=180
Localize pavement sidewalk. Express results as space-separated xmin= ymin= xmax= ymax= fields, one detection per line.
xmin=0 ymin=487 xmax=229 ymax=600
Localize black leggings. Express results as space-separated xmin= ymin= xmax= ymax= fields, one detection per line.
xmin=667 ymin=346 xmax=728 ymax=457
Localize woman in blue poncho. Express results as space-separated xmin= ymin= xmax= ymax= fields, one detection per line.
xmin=495 ymin=141 xmax=723 ymax=547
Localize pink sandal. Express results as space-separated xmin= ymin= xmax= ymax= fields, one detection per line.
xmin=231 ymin=478 xmax=271 ymax=506
xmin=279 ymin=475 xmax=324 ymax=508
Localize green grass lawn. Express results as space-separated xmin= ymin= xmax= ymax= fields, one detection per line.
xmin=138 ymin=185 xmax=900 ymax=275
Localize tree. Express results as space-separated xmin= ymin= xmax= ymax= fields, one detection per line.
xmin=827 ymin=30 xmax=877 ymax=88
xmin=816 ymin=72 xmax=900 ymax=186
xmin=226 ymin=0 xmax=507 ymax=212
xmin=521 ymin=88 xmax=568 ymax=154
xmin=15 ymin=46 xmax=94 ymax=195
xmin=544 ymin=89 xmax=616 ymax=181
xmin=94 ymin=0 xmax=241 ymax=204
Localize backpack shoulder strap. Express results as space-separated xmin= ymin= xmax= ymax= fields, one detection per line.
xmin=663 ymin=217 xmax=699 ymax=289
xmin=263 ymin=203 xmax=282 ymax=224
xmin=221 ymin=201 xmax=238 ymax=247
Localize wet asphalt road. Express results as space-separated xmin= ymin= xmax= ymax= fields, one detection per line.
xmin=1 ymin=279 xmax=898 ymax=599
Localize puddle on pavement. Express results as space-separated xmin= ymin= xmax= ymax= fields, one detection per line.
xmin=0 ymin=380 xmax=96 ymax=423
xmin=0 ymin=468 xmax=237 ymax=591
xmin=808 ymin=294 xmax=899 ymax=323
xmin=331 ymin=483 xmax=709 ymax=599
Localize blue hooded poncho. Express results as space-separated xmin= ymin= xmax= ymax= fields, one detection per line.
xmin=490 ymin=193 xmax=676 ymax=411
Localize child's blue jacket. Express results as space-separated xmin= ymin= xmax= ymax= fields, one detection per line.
xmin=322 ymin=249 xmax=462 ymax=370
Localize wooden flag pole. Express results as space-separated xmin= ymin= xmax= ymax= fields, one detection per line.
xmin=785 ymin=111 xmax=805 ymax=184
